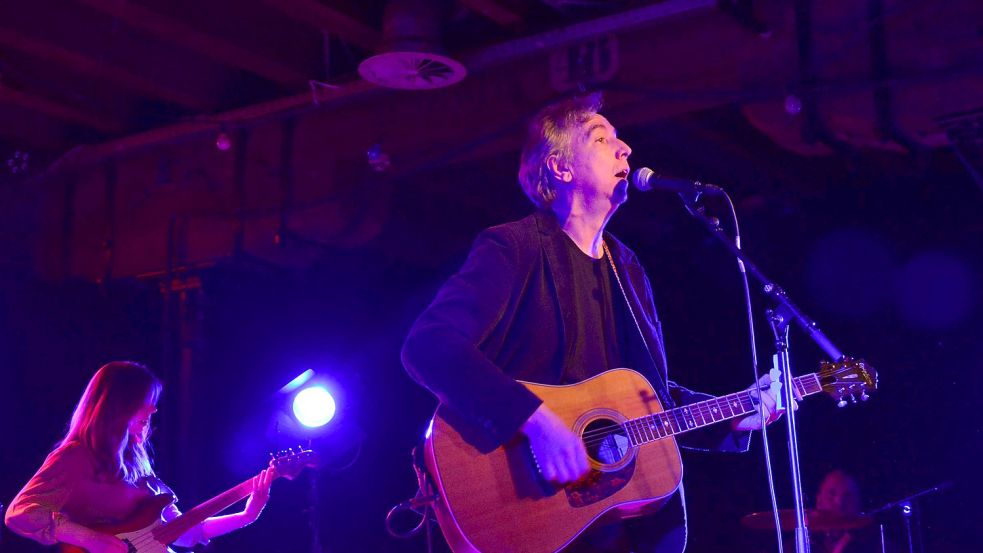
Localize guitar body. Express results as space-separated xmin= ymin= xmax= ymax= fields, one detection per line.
xmin=425 ymin=369 xmax=683 ymax=553
xmin=60 ymin=493 xmax=174 ymax=553
xmin=54 ymin=448 xmax=319 ymax=553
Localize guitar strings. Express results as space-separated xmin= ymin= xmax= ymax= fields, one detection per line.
xmin=577 ymin=400 xmax=743 ymax=442
xmin=543 ymin=374 xmax=825 ymax=450
xmin=577 ymin=398 xmax=758 ymax=448
xmin=577 ymin=378 xmax=820 ymax=448
xmin=579 ymin=377 xmax=818 ymax=444
xmin=577 ymin=381 xmax=813 ymax=443
xmin=540 ymin=375 xmax=832 ymax=453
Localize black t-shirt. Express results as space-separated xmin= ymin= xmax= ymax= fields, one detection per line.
xmin=559 ymin=234 xmax=635 ymax=384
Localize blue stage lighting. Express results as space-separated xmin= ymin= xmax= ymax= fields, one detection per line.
xmin=292 ymin=386 xmax=336 ymax=428
xmin=280 ymin=369 xmax=315 ymax=394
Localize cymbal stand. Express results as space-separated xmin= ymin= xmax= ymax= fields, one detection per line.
xmin=869 ymin=481 xmax=950 ymax=553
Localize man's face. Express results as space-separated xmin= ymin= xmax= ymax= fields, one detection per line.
xmin=562 ymin=114 xmax=632 ymax=206
xmin=816 ymin=472 xmax=861 ymax=515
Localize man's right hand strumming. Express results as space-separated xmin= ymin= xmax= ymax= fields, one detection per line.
xmin=520 ymin=404 xmax=590 ymax=485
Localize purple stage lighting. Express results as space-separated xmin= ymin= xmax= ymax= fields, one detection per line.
xmin=292 ymin=385 xmax=337 ymax=428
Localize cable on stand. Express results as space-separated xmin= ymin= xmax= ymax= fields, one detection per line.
xmin=671 ymin=184 xmax=875 ymax=553
xmin=387 ymin=443 xmax=439 ymax=553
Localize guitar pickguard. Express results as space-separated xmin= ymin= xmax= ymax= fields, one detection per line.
xmin=564 ymin=458 xmax=636 ymax=507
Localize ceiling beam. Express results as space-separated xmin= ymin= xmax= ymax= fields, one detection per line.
xmin=32 ymin=79 xmax=380 ymax=178
xmin=457 ymin=0 xmax=523 ymax=27
xmin=27 ymin=0 xmax=726 ymax=172
xmin=259 ymin=0 xmax=380 ymax=51
xmin=73 ymin=0 xmax=310 ymax=88
xmin=0 ymin=110 xmax=74 ymax=152
xmin=0 ymin=84 xmax=124 ymax=133
xmin=0 ymin=26 xmax=210 ymax=110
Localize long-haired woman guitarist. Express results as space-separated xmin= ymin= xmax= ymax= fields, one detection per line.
xmin=5 ymin=361 xmax=272 ymax=552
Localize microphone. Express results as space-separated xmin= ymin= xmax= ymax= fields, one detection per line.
xmin=630 ymin=167 xmax=723 ymax=195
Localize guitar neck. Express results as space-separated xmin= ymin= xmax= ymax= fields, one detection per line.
xmin=152 ymin=478 xmax=255 ymax=545
xmin=622 ymin=373 xmax=823 ymax=446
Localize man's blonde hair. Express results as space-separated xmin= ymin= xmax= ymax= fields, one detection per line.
xmin=518 ymin=93 xmax=603 ymax=209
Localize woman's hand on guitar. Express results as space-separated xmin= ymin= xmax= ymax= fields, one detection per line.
xmin=244 ymin=468 xmax=273 ymax=521
xmin=521 ymin=404 xmax=590 ymax=485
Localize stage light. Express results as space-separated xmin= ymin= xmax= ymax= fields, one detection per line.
xmin=216 ymin=131 xmax=232 ymax=151
xmin=366 ymin=143 xmax=391 ymax=173
xmin=292 ymin=385 xmax=336 ymax=428
xmin=784 ymin=94 xmax=802 ymax=116
xmin=280 ymin=369 xmax=314 ymax=394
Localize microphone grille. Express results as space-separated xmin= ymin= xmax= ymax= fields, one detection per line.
xmin=631 ymin=167 xmax=654 ymax=191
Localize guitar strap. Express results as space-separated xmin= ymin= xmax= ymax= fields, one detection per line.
xmin=602 ymin=241 xmax=677 ymax=410
xmin=602 ymin=240 xmax=690 ymax=549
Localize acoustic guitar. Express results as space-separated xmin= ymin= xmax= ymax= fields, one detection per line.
xmin=425 ymin=359 xmax=877 ymax=553
xmin=60 ymin=448 xmax=317 ymax=553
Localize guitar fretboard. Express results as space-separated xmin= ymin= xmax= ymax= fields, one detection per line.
xmin=152 ymin=479 xmax=254 ymax=544
xmin=621 ymin=373 xmax=822 ymax=446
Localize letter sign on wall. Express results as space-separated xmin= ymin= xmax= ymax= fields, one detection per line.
xmin=550 ymin=35 xmax=620 ymax=92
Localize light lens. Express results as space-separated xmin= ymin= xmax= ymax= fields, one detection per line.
xmin=292 ymin=386 xmax=336 ymax=428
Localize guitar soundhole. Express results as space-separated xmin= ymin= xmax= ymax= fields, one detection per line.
xmin=582 ymin=418 xmax=630 ymax=465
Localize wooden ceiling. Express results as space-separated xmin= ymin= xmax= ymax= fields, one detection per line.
xmin=1 ymin=0 xmax=981 ymax=185
xmin=0 ymin=0 xmax=667 ymax=157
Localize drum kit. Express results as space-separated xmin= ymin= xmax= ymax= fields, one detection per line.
xmin=740 ymin=481 xmax=950 ymax=553
xmin=741 ymin=508 xmax=873 ymax=532
xmin=741 ymin=508 xmax=883 ymax=553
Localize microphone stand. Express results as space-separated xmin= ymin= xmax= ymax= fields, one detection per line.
xmin=676 ymin=190 xmax=850 ymax=553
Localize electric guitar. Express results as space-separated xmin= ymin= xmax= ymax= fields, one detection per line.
xmin=59 ymin=448 xmax=317 ymax=553
xmin=424 ymin=359 xmax=877 ymax=553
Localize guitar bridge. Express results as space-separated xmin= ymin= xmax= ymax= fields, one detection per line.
xmin=564 ymin=460 xmax=636 ymax=508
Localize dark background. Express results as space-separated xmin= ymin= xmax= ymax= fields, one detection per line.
xmin=2 ymin=106 xmax=981 ymax=552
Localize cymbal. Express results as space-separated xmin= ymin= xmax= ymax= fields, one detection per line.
xmin=741 ymin=509 xmax=874 ymax=532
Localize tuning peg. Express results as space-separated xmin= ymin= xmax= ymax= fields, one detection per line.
xmin=849 ymin=394 xmax=857 ymax=404
xmin=837 ymin=398 xmax=848 ymax=408
xmin=860 ymin=391 xmax=870 ymax=401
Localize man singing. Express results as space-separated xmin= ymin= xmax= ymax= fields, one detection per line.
xmin=402 ymin=93 xmax=784 ymax=552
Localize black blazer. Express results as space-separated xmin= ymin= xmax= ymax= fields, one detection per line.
xmin=402 ymin=211 xmax=748 ymax=452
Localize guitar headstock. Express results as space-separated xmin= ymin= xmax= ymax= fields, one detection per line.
xmin=268 ymin=447 xmax=318 ymax=480
xmin=816 ymin=357 xmax=878 ymax=408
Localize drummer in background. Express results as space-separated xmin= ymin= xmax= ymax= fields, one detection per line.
xmin=811 ymin=469 xmax=885 ymax=553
